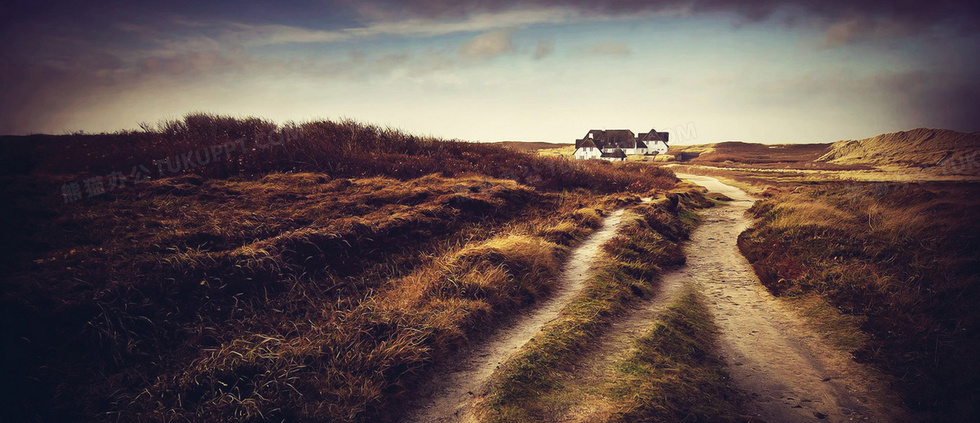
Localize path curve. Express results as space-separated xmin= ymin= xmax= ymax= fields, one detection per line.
xmin=402 ymin=209 xmax=626 ymax=423
xmin=676 ymin=173 xmax=911 ymax=423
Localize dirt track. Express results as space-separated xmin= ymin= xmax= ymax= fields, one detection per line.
xmin=405 ymin=175 xmax=910 ymax=422
xmin=402 ymin=209 xmax=626 ymax=423
xmin=676 ymin=174 xmax=911 ymax=423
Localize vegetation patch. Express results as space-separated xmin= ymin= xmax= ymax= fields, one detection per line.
xmin=738 ymin=182 xmax=980 ymax=421
xmin=610 ymin=288 xmax=745 ymax=422
xmin=478 ymin=190 xmax=708 ymax=422
xmin=0 ymin=114 xmax=680 ymax=422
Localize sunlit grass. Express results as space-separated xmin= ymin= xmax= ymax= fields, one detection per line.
xmin=739 ymin=182 xmax=980 ymax=420
xmin=0 ymin=114 xmax=681 ymax=421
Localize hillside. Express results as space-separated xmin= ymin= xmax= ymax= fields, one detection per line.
xmin=493 ymin=141 xmax=573 ymax=151
xmin=816 ymin=128 xmax=980 ymax=175
xmin=0 ymin=114 xmax=685 ymax=422
xmin=664 ymin=142 xmax=851 ymax=169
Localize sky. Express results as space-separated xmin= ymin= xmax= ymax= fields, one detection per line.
xmin=1 ymin=1 xmax=978 ymax=144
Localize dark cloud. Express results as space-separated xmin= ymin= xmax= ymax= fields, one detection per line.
xmin=0 ymin=62 xmax=106 ymax=134
xmin=357 ymin=0 xmax=980 ymax=38
xmin=879 ymin=70 xmax=980 ymax=132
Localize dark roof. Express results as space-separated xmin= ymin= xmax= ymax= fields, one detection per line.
xmin=576 ymin=138 xmax=597 ymax=149
xmin=585 ymin=129 xmax=637 ymax=149
xmin=601 ymin=148 xmax=627 ymax=158
xmin=605 ymin=130 xmax=635 ymax=144
xmin=639 ymin=129 xmax=664 ymax=142
xmin=577 ymin=128 xmax=665 ymax=152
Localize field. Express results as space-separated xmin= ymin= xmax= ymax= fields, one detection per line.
xmin=737 ymin=180 xmax=980 ymax=419
xmin=5 ymin=119 xmax=979 ymax=422
xmin=672 ymin=153 xmax=980 ymax=421
xmin=0 ymin=114 xmax=708 ymax=422
xmin=528 ymin=130 xmax=980 ymax=420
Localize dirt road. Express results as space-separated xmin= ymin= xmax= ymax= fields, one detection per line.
xmin=406 ymin=175 xmax=909 ymax=422
xmin=402 ymin=209 xmax=626 ymax=423
xmin=676 ymin=173 xmax=910 ymax=422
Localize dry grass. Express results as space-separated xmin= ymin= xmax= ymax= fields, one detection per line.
xmin=0 ymin=114 xmax=681 ymax=422
xmin=610 ymin=288 xmax=745 ymax=422
xmin=478 ymin=190 xmax=710 ymax=422
xmin=493 ymin=141 xmax=573 ymax=152
xmin=0 ymin=113 xmax=676 ymax=193
xmin=738 ymin=181 xmax=980 ymax=421
xmin=665 ymin=141 xmax=864 ymax=170
xmin=817 ymin=128 xmax=980 ymax=175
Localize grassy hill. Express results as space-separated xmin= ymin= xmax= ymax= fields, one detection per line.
xmin=663 ymin=141 xmax=864 ymax=170
xmin=661 ymin=128 xmax=980 ymax=176
xmin=815 ymin=128 xmax=980 ymax=175
xmin=492 ymin=141 xmax=573 ymax=151
xmin=0 ymin=114 xmax=682 ymax=422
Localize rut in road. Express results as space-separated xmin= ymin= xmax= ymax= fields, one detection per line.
xmin=401 ymin=209 xmax=626 ymax=423
xmin=545 ymin=174 xmax=911 ymax=422
xmin=676 ymin=174 xmax=911 ymax=423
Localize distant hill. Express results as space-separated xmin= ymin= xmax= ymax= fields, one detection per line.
xmin=665 ymin=142 xmax=838 ymax=167
xmin=662 ymin=141 xmax=856 ymax=170
xmin=815 ymin=128 xmax=980 ymax=175
xmin=493 ymin=141 xmax=573 ymax=151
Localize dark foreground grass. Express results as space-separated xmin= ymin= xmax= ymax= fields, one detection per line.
xmin=478 ymin=188 xmax=724 ymax=421
xmin=0 ymin=114 xmax=679 ymax=422
xmin=0 ymin=113 xmax=675 ymax=193
xmin=738 ymin=182 xmax=980 ymax=421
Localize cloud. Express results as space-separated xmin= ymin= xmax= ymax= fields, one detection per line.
xmin=754 ymin=68 xmax=980 ymax=133
xmin=820 ymin=17 xmax=913 ymax=47
xmin=876 ymin=70 xmax=980 ymax=132
xmin=588 ymin=41 xmax=630 ymax=56
xmin=356 ymin=0 xmax=980 ymax=43
xmin=460 ymin=29 xmax=516 ymax=58
xmin=225 ymin=7 xmax=580 ymax=46
xmin=533 ymin=39 xmax=555 ymax=59
xmin=1 ymin=0 xmax=978 ymax=136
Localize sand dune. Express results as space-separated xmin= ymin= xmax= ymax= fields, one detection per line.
xmin=817 ymin=128 xmax=980 ymax=175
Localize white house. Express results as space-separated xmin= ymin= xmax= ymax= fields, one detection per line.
xmin=573 ymin=138 xmax=602 ymax=160
xmin=638 ymin=130 xmax=670 ymax=155
xmin=572 ymin=128 xmax=670 ymax=160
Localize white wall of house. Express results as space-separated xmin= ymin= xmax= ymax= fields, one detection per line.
xmin=622 ymin=147 xmax=647 ymax=155
xmin=647 ymin=141 xmax=668 ymax=155
xmin=574 ymin=147 xmax=602 ymax=160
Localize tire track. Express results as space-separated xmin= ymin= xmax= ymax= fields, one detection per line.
xmin=677 ymin=173 xmax=911 ymax=423
xmin=402 ymin=209 xmax=626 ymax=423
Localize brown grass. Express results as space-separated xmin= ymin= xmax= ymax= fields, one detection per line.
xmin=478 ymin=190 xmax=711 ymax=422
xmin=816 ymin=128 xmax=980 ymax=175
xmin=665 ymin=141 xmax=866 ymax=170
xmin=0 ymin=114 xmax=679 ymax=422
xmin=493 ymin=141 xmax=573 ymax=152
xmin=738 ymin=181 xmax=980 ymax=421
xmin=0 ymin=113 xmax=675 ymax=193
xmin=610 ymin=288 xmax=745 ymax=422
